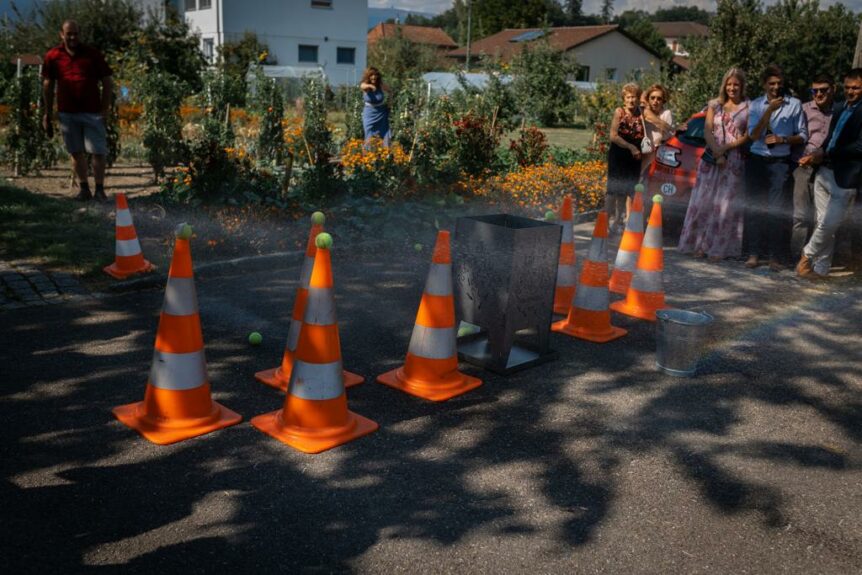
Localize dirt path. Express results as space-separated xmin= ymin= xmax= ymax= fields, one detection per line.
xmin=3 ymin=162 xmax=161 ymax=201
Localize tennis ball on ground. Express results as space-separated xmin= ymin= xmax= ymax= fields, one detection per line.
xmin=311 ymin=211 xmax=325 ymax=225
xmin=315 ymin=232 xmax=333 ymax=249
xmin=248 ymin=332 xmax=262 ymax=345
xmin=176 ymin=223 xmax=193 ymax=239
xmin=634 ymin=183 xmax=645 ymax=194
xmin=652 ymin=194 xmax=664 ymax=204
xmin=544 ymin=210 xmax=557 ymax=221
xmin=414 ymin=243 xmax=423 ymax=252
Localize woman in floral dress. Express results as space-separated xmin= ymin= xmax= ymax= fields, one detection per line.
xmin=606 ymin=83 xmax=645 ymax=232
xmin=678 ymin=68 xmax=750 ymax=261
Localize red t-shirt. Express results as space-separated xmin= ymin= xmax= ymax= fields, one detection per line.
xmin=42 ymin=44 xmax=112 ymax=114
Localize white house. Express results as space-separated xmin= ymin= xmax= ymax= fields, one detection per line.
xmin=448 ymin=26 xmax=663 ymax=83
xmin=177 ymin=0 xmax=368 ymax=86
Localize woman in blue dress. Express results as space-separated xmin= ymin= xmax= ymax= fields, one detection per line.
xmin=360 ymin=67 xmax=390 ymax=146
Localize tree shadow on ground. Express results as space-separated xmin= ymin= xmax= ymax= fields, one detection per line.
xmin=1 ymin=244 xmax=860 ymax=572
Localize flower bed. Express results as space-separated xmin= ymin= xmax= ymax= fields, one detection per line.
xmin=462 ymin=161 xmax=607 ymax=213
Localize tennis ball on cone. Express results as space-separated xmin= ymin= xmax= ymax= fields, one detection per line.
xmin=311 ymin=211 xmax=325 ymax=225
xmin=634 ymin=183 xmax=645 ymax=194
xmin=315 ymin=232 xmax=333 ymax=249
xmin=652 ymin=194 xmax=664 ymax=204
xmin=176 ymin=223 xmax=193 ymax=239
xmin=248 ymin=332 xmax=263 ymax=345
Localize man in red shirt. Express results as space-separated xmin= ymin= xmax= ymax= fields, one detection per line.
xmin=42 ymin=20 xmax=113 ymax=202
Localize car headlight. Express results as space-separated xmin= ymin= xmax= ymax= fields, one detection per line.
xmin=656 ymin=145 xmax=681 ymax=168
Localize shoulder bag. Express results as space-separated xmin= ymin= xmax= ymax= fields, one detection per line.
xmin=639 ymin=112 xmax=654 ymax=154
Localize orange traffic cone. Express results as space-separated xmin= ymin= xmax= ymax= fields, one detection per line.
xmin=104 ymin=193 xmax=154 ymax=279
xmin=553 ymin=195 xmax=577 ymax=315
xmin=252 ymin=233 xmax=377 ymax=453
xmin=377 ymin=230 xmax=482 ymax=401
xmin=610 ymin=195 xmax=671 ymax=321
xmin=255 ymin=213 xmax=363 ymax=391
xmin=113 ymin=224 xmax=241 ymax=445
xmin=609 ymin=191 xmax=645 ymax=295
xmin=552 ymin=212 xmax=627 ymax=342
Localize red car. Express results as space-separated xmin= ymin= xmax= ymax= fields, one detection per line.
xmin=646 ymin=112 xmax=707 ymax=227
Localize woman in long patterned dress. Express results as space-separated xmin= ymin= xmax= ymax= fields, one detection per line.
xmin=606 ymin=83 xmax=645 ymax=233
xmin=678 ymin=68 xmax=750 ymax=261
xmin=360 ymin=67 xmax=390 ymax=146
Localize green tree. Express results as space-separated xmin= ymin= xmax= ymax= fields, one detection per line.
xmin=615 ymin=11 xmax=673 ymax=62
xmin=676 ymin=0 xmax=770 ymax=117
xmin=600 ymin=0 xmax=614 ymax=24
xmin=120 ymin=7 xmax=206 ymax=93
xmin=217 ymin=31 xmax=272 ymax=106
xmin=6 ymin=0 xmax=142 ymax=56
xmin=510 ymin=37 xmax=576 ymax=126
xmin=565 ymin=0 xmax=583 ymax=23
xmin=652 ymin=6 xmax=713 ymax=25
xmin=676 ymin=0 xmax=860 ymax=118
xmin=138 ymin=70 xmax=186 ymax=182
xmin=249 ymin=67 xmax=285 ymax=164
xmin=367 ymin=29 xmax=439 ymax=88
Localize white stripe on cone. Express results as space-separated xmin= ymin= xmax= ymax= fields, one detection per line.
xmin=304 ymin=287 xmax=337 ymax=325
xmin=116 ymin=209 xmax=133 ymax=227
xmin=116 ymin=238 xmax=143 ymax=257
xmin=288 ymin=359 xmax=344 ymax=400
xmin=574 ymin=284 xmax=610 ymax=312
xmin=424 ymin=263 xmax=453 ymax=296
xmin=162 ymin=277 xmax=198 ymax=316
xmin=149 ymin=349 xmax=208 ymax=391
xmin=408 ymin=325 xmax=457 ymax=359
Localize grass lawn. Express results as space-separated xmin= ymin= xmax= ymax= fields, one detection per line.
xmin=538 ymin=127 xmax=593 ymax=150
xmin=0 ymin=184 xmax=113 ymax=276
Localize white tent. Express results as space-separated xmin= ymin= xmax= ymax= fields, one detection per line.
xmin=250 ymin=65 xmax=327 ymax=82
xmin=421 ymin=72 xmax=512 ymax=94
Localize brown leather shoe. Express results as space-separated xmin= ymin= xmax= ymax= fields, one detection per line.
xmin=75 ymin=188 xmax=92 ymax=202
xmin=745 ymin=255 xmax=759 ymax=268
xmin=796 ymin=254 xmax=815 ymax=277
xmin=768 ymin=259 xmax=785 ymax=272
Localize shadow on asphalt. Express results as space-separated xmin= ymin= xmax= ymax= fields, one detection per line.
xmin=1 ymin=242 xmax=860 ymax=572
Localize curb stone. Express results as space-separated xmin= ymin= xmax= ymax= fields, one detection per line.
xmin=0 ymin=264 xmax=93 ymax=310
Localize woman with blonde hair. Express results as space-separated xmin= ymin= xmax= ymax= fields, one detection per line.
xmin=606 ymin=82 xmax=645 ymax=232
xmin=678 ymin=67 xmax=751 ymax=261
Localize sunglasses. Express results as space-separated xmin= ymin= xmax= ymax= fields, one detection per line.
xmin=809 ymin=87 xmax=830 ymax=95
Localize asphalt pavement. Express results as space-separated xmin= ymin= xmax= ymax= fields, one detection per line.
xmin=1 ymin=222 xmax=860 ymax=574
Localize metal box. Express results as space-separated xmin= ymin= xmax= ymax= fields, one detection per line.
xmin=454 ymin=214 xmax=561 ymax=374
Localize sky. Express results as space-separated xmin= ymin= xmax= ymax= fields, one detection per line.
xmin=368 ymin=0 xmax=862 ymax=16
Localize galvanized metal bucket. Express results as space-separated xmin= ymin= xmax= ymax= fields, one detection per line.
xmin=655 ymin=310 xmax=714 ymax=377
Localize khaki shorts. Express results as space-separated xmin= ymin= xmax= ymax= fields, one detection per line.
xmin=58 ymin=112 xmax=108 ymax=155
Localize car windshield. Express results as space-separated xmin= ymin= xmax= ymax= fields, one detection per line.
xmin=677 ymin=116 xmax=706 ymax=147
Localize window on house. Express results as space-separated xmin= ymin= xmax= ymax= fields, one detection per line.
xmin=605 ymin=68 xmax=617 ymax=81
xmin=336 ymin=47 xmax=355 ymax=65
xmin=298 ymin=45 xmax=319 ymax=63
xmin=575 ymin=66 xmax=590 ymax=82
xmin=311 ymin=0 xmax=332 ymax=8
xmin=202 ymin=38 xmax=214 ymax=63
xmin=199 ymin=0 xmax=211 ymax=9
xmin=184 ymin=0 xmax=196 ymax=11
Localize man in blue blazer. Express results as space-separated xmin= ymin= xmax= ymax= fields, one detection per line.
xmin=797 ymin=68 xmax=862 ymax=278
